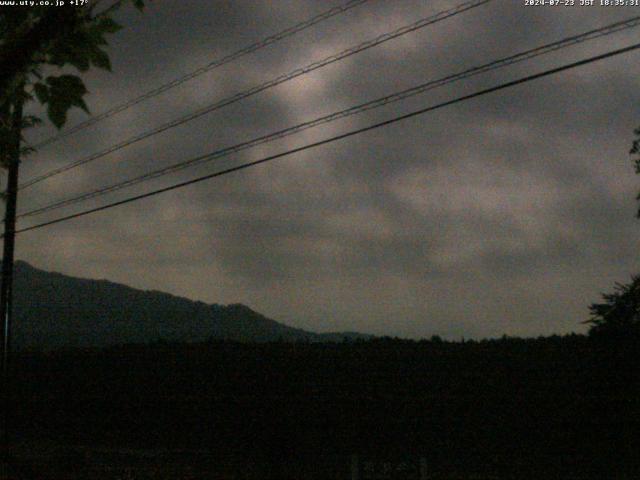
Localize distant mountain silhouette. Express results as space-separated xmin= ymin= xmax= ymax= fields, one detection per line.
xmin=8 ymin=261 xmax=372 ymax=349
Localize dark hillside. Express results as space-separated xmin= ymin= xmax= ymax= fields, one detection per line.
xmin=9 ymin=261 xmax=371 ymax=349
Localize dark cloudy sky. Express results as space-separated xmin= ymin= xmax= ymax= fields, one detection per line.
xmin=14 ymin=0 xmax=640 ymax=339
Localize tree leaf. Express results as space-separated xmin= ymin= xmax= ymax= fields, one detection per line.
xmin=47 ymin=99 xmax=67 ymax=129
xmin=72 ymin=95 xmax=90 ymax=114
xmin=46 ymin=74 xmax=87 ymax=96
xmin=89 ymin=47 xmax=111 ymax=71
xmin=44 ymin=74 xmax=90 ymax=127
xmin=33 ymin=82 xmax=49 ymax=104
xmin=95 ymin=17 xmax=122 ymax=34
xmin=132 ymin=0 xmax=145 ymax=12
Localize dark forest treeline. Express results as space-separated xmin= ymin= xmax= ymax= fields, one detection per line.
xmin=6 ymin=334 xmax=639 ymax=479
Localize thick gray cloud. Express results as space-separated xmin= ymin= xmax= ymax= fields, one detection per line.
xmin=11 ymin=0 xmax=640 ymax=339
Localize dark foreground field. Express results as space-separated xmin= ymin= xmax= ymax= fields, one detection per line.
xmin=2 ymin=335 xmax=639 ymax=479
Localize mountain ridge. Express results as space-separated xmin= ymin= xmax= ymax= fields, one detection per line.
xmin=8 ymin=260 xmax=373 ymax=349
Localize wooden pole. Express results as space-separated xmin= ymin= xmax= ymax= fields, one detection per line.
xmin=0 ymin=86 xmax=23 ymax=375
xmin=0 ymin=85 xmax=24 ymax=465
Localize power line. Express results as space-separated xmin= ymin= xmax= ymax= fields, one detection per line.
xmin=12 ymin=41 xmax=640 ymax=237
xmin=20 ymin=0 xmax=492 ymax=190
xmin=18 ymin=15 xmax=640 ymax=219
xmin=29 ymin=0 xmax=372 ymax=150
xmin=22 ymin=0 xmax=489 ymax=188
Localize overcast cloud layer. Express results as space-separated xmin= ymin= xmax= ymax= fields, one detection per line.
xmin=13 ymin=0 xmax=640 ymax=339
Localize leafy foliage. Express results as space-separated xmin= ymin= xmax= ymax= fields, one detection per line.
xmin=0 ymin=0 xmax=148 ymax=136
xmin=34 ymin=75 xmax=89 ymax=128
xmin=630 ymin=126 xmax=640 ymax=216
xmin=586 ymin=275 xmax=640 ymax=340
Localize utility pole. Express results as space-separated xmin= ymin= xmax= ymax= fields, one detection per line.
xmin=1 ymin=85 xmax=24 ymax=383
xmin=0 ymin=84 xmax=24 ymax=473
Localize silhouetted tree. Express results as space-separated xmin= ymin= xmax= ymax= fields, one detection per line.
xmin=585 ymin=275 xmax=640 ymax=341
xmin=631 ymin=126 xmax=640 ymax=216
xmin=586 ymin=131 xmax=640 ymax=343
xmin=0 ymin=0 xmax=150 ymax=371
xmin=1 ymin=0 xmax=149 ymax=136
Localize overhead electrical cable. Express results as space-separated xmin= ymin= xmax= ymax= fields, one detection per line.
xmin=30 ymin=0 xmax=372 ymax=150
xmin=20 ymin=0 xmax=492 ymax=190
xmin=11 ymin=41 xmax=640 ymax=236
xmin=18 ymin=15 xmax=640 ymax=219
